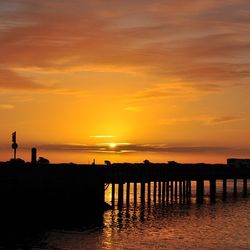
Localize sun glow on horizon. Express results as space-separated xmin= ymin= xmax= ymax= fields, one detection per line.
xmin=89 ymin=135 xmax=115 ymax=138
xmin=109 ymin=143 xmax=117 ymax=148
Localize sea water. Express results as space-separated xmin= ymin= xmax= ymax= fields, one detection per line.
xmin=5 ymin=180 xmax=250 ymax=249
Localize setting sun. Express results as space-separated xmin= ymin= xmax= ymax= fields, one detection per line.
xmin=109 ymin=143 xmax=117 ymax=149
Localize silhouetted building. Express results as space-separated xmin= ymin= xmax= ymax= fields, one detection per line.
xmin=227 ymin=158 xmax=250 ymax=168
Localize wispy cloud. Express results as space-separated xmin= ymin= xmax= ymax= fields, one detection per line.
xmin=89 ymin=135 xmax=115 ymax=138
xmin=37 ymin=143 xmax=250 ymax=155
xmin=127 ymin=83 xmax=223 ymax=102
xmin=128 ymin=84 xmax=189 ymax=102
xmin=0 ymin=68 xmax=87 ymax=97
xmin=124 ymin=106 xmax=142 ymax=112
xmin=0 ymin=104 xmax=14 ymax=110
xmin=0 ymin=0 xmax=250 ymax=91
xmin=159 ymin=115 xmax=243 ymax=125
xmin=209 ymin=115 xmax=243 ymax=124
xmin=0 ymin=68 xmax=49 ymax=90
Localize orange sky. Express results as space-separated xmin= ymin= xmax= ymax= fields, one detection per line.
xmin=1 ymin=1 xmax=250 ymax=163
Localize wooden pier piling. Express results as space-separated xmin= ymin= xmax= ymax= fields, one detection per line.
xmin=158 ymin=182 xmax=162 ymax=202
xmin=196 ymin=180 xmax=204 ymax=202
xmin=153 ymin=182 xmax=157 ymax=203
xmin=118 ymin=183 xmax=124 ymax=207
xmin=170 ymin=181 xmax=174 ymax=202
xmin=179 ymin=181 xmax=183 ymax=201
xmin=210 ymin=179 xmax=216 ymax=201
xmin=183 ymin=181 xmax=186 ymax=201
xmin=174 ymin=181 xmax=178 ymax=201
xmin=111 ymin=183 xmax=115 ymax=207
xmin=166 ymin=181 xmax=169 ymax=203
xmin=162 ymin=181 xmax=166 ymax=203
xmin=134 ymin=182 xmax=137 ymax=204
xmin=141 ymin=182 xmax=145 ymax=204
xmin=126 ymin=182 xmax=130 ymax=206
xmin=147 ymin=182 xmax=151 ymax=203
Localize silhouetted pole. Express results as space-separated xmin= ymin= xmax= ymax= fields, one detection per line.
xmin=153 ymin=182 xmax=157 ymax=203
xmin=134 ymin=182 xmax=137 ymax=204
xmin=11 ymin=131 xmax=18 ymax=160
xmin=158 ymin=182 xmax=161 ymax=202
xmin=166 ymin=181 xmax=169 ymax=202
xmin=141 ymin=182 xmax=145 ymax=204
xmin=118 ymin=182 xmax=124 ymax=207
xmin=126 ymin=182 xmax=130 ymax=206
xmin=174 ymin=181 xmax=178 ymax=201
xmin=111 ymin=183 xmax=115 ymax=207
xmin=162 ymin=181 xmax=166 ymax=203
xmin=147 ymin=182 xmax=151 ymax=203
xmin=179 ymin=181 xmax=183 ymax=202
xmin=31 ymin=147 xmax=37 ymax=164
xmin=187 ymin=180 xmax=192 ymax=202
xmin=185 ymin=181 xmax=189 ymax=198
xmin=170 ymin=181 xmax=174 ymax=202
xmin=186 ymin=181 xmax=188 ymax=200
xmin=196 ymin=179 xmax=204 ymax=202
xmin=210 ymin=179 xmax=216 ymax=202
xmin=183 ymin=181 xmax=186 ymax=201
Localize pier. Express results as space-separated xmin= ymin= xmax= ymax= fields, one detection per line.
xmin=103 ymin=163 xmax=250 ymax=207
xmin=0 ymin=162 xmax=249 ymax=217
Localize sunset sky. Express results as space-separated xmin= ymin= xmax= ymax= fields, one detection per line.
xmin=1 ymin=0 xmax=250 ymax=163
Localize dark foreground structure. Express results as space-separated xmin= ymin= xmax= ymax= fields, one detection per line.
xmin=0 ymin=161 xmax=249 ymax=246
xmin=105 ymin=162 xmax=250 ymax=206
xmin=0 ymin=163 xmax=105 ymax=247
xmin=0 ymin=161 xmax=249 ymax=212
xmin=0 ymin=164 xmax=105 ymax=220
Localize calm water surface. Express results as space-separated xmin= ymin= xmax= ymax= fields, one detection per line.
xmin=24 ymin=181 xmax=250 ymax=250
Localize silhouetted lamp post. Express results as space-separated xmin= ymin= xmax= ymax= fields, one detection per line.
xmin=31 ymin=147 xmax=37 ymax=164
xmin=12 ymin=131 xmax=18 ymax=160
